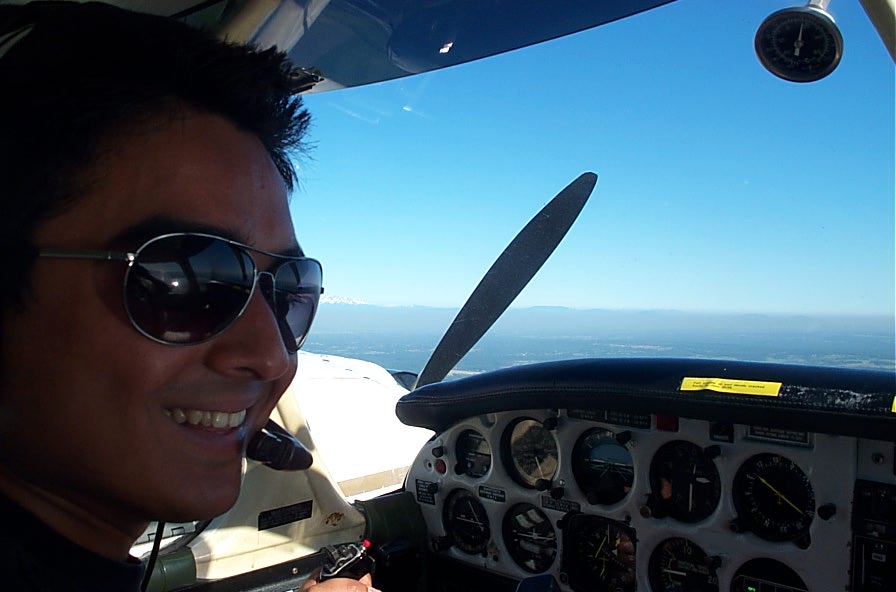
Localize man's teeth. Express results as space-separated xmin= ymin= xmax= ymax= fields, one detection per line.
xmin=167 ymin=408 xmax=247 ymax=428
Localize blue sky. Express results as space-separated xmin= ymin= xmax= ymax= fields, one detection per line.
xmin=290 ymin=0 xmax=894 ymax=316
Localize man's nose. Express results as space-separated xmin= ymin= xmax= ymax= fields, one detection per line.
xmin=207 ymin=275 xmax=292 ymax=380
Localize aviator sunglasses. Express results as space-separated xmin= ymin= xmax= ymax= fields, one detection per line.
xmin=38 ymin=232 xmax=323 ymax=352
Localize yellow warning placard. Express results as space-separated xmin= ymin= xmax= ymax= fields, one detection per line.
xmin=680 ymin=377 xmax=782 ymax=397
xmin=891 ymin=396 xmax=895 ymax=413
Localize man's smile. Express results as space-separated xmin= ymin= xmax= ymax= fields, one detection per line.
xmin=164 ymin=408 xmax=248 ymax=429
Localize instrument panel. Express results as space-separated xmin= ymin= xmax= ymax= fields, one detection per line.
xmin=406 ymin=407 xmax=895 ymax=591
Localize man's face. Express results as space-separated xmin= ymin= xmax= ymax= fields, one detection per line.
xmin=0 ymin=112 xmax=300 ymax=533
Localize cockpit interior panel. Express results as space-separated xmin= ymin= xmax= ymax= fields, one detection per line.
xmin=398 ymin=358 xmax=896 ymax=592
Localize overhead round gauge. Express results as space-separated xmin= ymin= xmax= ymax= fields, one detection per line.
xmin=755 ymin=5 xmax=843 ymax=83
xmin=501 ymin=503 xmax=558 ymax=573
xmin=561 ymin=514 xmax=636 ymax=592
xmin=648 ymin=537 xmax=720 ymax=592
xmin=572 ymin=428 xmax=635 ymax=505
xmin=503 ymin=418 xmax=559 ymax=488
xmin=731 ymin=558 xmax=808 ymax=592
xmin=454 ymin=429 xmax=492 ymax=478
xmin=647 ymin=440 xmax=722 ymax=523
xmin=732 ymin=453 xmax=815 ymax=542
xmin=442 ymin=488 xmax=491 ymax=554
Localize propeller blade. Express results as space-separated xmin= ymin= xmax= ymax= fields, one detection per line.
xmin=414 ymin=172 xmax=597 ymax=388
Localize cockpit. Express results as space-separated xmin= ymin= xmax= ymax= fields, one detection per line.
xmin=2 ymin=1 xmax=892 ymax=591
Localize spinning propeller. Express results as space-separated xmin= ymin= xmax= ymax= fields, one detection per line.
xmin=414 ymin=172 xmax=597 ymax=388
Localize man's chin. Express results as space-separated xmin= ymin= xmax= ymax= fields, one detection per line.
xmin=165 ymin=493 xmax=240 ymax=523
xmin=159 ymin=470 xmax=243 ymax=522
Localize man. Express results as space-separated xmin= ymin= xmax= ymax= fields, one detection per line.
xmin=0 ymin=3 xmax=373 ymax=590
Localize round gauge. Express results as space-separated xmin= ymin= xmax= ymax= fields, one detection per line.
xmin=731 ymin=558 xmax=808 ymax=592
xmin=503 ymin=418 xmax=559 ymax=488
xmin=502 ymin=503 xmax=558 ymax=573
xmin=647 ymin=537 xmax=719 ymax=592
xmin=572 ymin=428 xmax=634 ymax=505
xmin=647 ymin=440 xmax=721 ymax=523
xmin=442 ymin=488 xmax=491 ymax=554
xmin=454 ymin=429 xmax=492 ymax=478
xmin=732 ymin=453 xmax=815 ymax=542
xmin=562 ymin=514 xmax=636 ymax=592
xmin=755 ymin=6 xmax=843 ymax=83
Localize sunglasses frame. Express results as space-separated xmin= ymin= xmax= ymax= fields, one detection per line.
xmin=38 ymin=232 xmax=323 ymax=351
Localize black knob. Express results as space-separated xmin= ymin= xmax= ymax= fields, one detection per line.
xmin=817 ymin=503 xmax=837 ymax=520
xmin=703 ymin=445 xmax=721 ymax=459
xmin=643 ymin=493 xmax=665 ymax=519
xmin=432 ymin=536 xmax=452 ymax=552
xmin=729 ymin=518 xmax=746 ymax=533
xmin=616 ymin=431 xmax=633 ymax=445
xmin=431 ymin=445 xmax=445 ymax=458
xmin=426 ymin=482 xmax=439 ymax=495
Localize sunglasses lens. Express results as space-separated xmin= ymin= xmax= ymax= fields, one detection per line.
xmin=123 ymin=233 xmax=322 ymax=349
xmin=273 ymin=259 xmax=322 ymax=352
xmin=124 ymin=235 xmax=255 ymax=344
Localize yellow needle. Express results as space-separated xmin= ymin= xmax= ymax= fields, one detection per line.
xmin=758 ymin=476 xmax=803 ymax=514
xmin=595 ymin=535 xmax=609 ymax=576
xmin=594 ymin=536 xmax=606 ymax=559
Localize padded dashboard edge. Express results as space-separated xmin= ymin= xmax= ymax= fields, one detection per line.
xmin=395 ymin=358 xmax=896 ymax=440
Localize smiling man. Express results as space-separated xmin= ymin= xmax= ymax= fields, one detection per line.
xmin=0 ymin=2 xmax=371 ymax=591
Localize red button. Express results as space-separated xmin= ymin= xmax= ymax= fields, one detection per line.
xmin=655 ymin=415 xmax=679 ymax=431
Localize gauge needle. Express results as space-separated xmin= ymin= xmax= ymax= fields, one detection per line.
xmin=758 ymin=476 xmax=803 ymax=514
xmin=593 ymin=535 xmax=606 ymax=559
xmin=688 ymin=483 xmax=694 ymax=511
xmin=593 ymin=535 xmax=608 ymax=576
xmin=466 ymin=500 xmax=484 ymax=526
xmin=794 ymin=24 xmax=804 ymax=57
xmin=686 ymin=466 xmax=712 ymax=510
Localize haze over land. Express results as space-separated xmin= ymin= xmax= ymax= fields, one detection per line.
xmin=304 ymin=303 xmax=895 ymax=374
xmin=313 ymin=300 xmax=891 ymax=335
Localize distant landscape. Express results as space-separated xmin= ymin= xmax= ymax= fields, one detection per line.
xmin=303 ymin=304 xmax=896 ymax=375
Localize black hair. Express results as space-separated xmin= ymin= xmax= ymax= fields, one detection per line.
xmin=0 ymin=1 xmax=312 ymax=314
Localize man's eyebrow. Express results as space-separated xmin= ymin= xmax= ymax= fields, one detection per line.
xmin=111 ymin=216 xmax=304 ymax=257
xmin=112 ymin=216 xmax=239 ymax=245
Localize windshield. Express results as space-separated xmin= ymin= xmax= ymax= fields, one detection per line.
xmin=291 ymin=0 xmax=895 ymax=376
